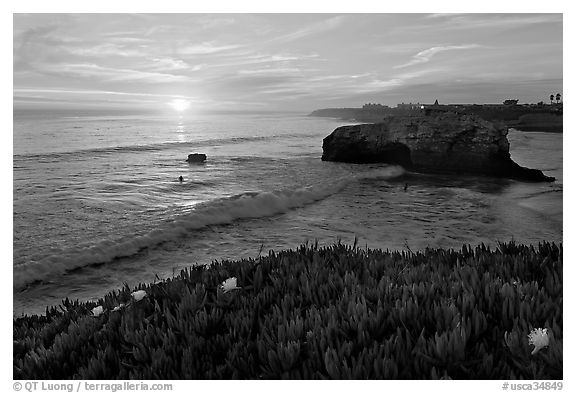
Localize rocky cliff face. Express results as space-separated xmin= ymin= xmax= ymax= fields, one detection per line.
xmin=322 ymin=113 xmax=554 ymax=182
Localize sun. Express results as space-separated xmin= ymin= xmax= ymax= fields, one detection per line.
xmin=168 ymin=99 xmax=191 ymax=113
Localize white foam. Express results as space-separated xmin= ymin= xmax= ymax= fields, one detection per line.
xmin=13 ymin=166 xmax=404 ymax=289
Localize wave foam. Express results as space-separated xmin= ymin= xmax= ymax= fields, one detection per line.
xmin=13 ymin=166 xmax=404 ymax=289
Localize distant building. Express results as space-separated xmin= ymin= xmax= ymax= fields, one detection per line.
xmin=396 ymin=102 xmax=421 ymax=110
xmin=503 ymin=99 xmax=519 ymax=105
xmin=362 ymin=103 xmax=390 ymax=110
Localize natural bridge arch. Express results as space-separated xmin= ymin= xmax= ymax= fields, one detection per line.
xmin=378 ymin=142 xmax=413 ymax=168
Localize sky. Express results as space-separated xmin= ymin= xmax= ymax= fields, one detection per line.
xmin=13 ymin=13 xmax=563 ymax=114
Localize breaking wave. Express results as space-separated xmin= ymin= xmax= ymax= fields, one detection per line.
xmin=14 ymin=166 xmax=405 ymax=289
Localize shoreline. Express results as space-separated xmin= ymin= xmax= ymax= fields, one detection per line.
xmin=14 ymin=241 xmax=563 ymax=379
xmin=309 ymin=106 xmax=563 ymax=133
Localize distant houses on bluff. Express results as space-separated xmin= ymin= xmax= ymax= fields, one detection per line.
xmin=361 ymin=96 xmax=562 ymax=113
xmin=310 ymin=97 xmax=563 ymax=133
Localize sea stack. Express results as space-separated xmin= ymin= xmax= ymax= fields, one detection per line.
xmin=322 ymin=112 xmax=554 ymax=182
xmin=186 ymin=153 xmax=207 ymax=163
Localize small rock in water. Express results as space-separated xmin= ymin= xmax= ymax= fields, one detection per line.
xmin=186 ymin=153 xmax=207 ymax=163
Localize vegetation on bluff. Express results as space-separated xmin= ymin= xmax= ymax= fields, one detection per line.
xmin=14 ymin=241 xmax=562 ymax=379
xmin=310 ymin=104 xmax=563 ymax=133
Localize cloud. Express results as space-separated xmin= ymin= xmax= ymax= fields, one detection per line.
xmin=425 ymin=13 xmax=467 ymax=19
xmin=268 ymin=15 xmax=348 ymax=44
xmin=179 ymin=42 xmax=243 ymax=55
xmin=308 ymin=73 xmax=372 ymax=82
xmin=394 ymin=45 xmax=481 ymax=69
xmin=14 ymin=87 xmax=198 ymax=100
xmin=194 ymin=52 xmax=319 ymax=70
xmin=357 ymin=78 xmax=404 ymax=92
xmin=66 ymin=43 xmax=147 ymax=58
xmin=194 ymin=16 xmax=236 ymax=30
xmin=237 ymin=67 xmax=301 ymax=76
xmin=305 ymin=67 xmax=447 ymax=97
xmin=424 ymin=13 xmax=561 ymax=30
xmin=245 ymin=54 xmax=318 ymax=63
xmin=146 ymin=57 xmax=205 ymax=72
xmin=104 ymin=35 xmax=153 ymax=44
xmin=14 ymin=25 xmax=67 ymax=68
xmin=13 ymin=87 xmax=208 ymax=108
xmin=13 ymin=14 xmax=562 ymax=111
xmin=13 ymin=94 xmax=161 ymax=106
xmin=40 ymin=63 xmax=193 ymax=84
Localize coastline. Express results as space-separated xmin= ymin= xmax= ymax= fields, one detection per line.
xmin=309 ymin=106 xmax=563 ymax=133
xmin=14 ymin=241 xmax=563 ymax=379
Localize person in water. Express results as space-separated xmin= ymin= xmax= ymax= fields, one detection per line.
xmin=179 ymin=176 xmax=183 ymax=182
xmin=404 ymin=183 xmax=408 ymax=191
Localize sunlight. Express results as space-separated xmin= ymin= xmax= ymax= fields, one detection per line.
xmin=168 ymin=99 xmax=191 ymax=113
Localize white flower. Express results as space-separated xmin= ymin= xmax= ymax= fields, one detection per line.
xmin=131 ymin=290 xmax=147 ymax=302
xmin=528 ymin=328 xmax=549 ymax=355
xmin=112 ymin=304 xmax=125 ymax=312
xmin=91 ymin=305 xmax=104 ymax=317
xmin=220 ymin=277 xmax=241 ymax=293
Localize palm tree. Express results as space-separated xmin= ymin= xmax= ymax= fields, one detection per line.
xmin=556 ymin=93 xmax=561 ymax=104
xmin=550 ymin=94 xmax=554 ymax=105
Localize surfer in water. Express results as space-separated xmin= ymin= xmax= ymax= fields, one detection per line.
xmin=179 ymin=176 xmax=184 ymax=182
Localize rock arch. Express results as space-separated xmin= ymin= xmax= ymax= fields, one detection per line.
xmin=377 ymin=142 xmax=413 ymax=168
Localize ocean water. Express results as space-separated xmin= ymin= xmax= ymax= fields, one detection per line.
xmin=13 ymin=111 xmax=563 ymax=315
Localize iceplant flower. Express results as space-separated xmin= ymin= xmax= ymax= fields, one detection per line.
xmin=112 ymin=304 xmax=125 ymax=312
xmin=220 ymin=277 xmax=241 ymax=293
xmin=528 ymin=328 xmax=549 ymax=355
xmin=131 ymin=290 xmax=147 ymax=302
xmin=91 ymin=305 xmax=104 ymax=317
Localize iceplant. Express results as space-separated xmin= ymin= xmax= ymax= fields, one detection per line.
xmin=131 ymin=290 xmax=147 ymax=302
xmin=528 ymin=328 xmax=549 ymax=355
xmin=220 ymin=277 xmax=241 ymax=293
xmin=91 ymin=305 xmax=104 ymax=317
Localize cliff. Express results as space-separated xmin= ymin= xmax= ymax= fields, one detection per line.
xmin=321 ymin=112 xmax=554 ymax=182
xmin=310 ymin=105 xmax=563 ymax=133
xmin=508 ymin=113 xmax=563 ymax=132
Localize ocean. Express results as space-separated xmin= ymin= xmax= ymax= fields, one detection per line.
xmin=13 ymin=111 xmax=563 ymax=315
